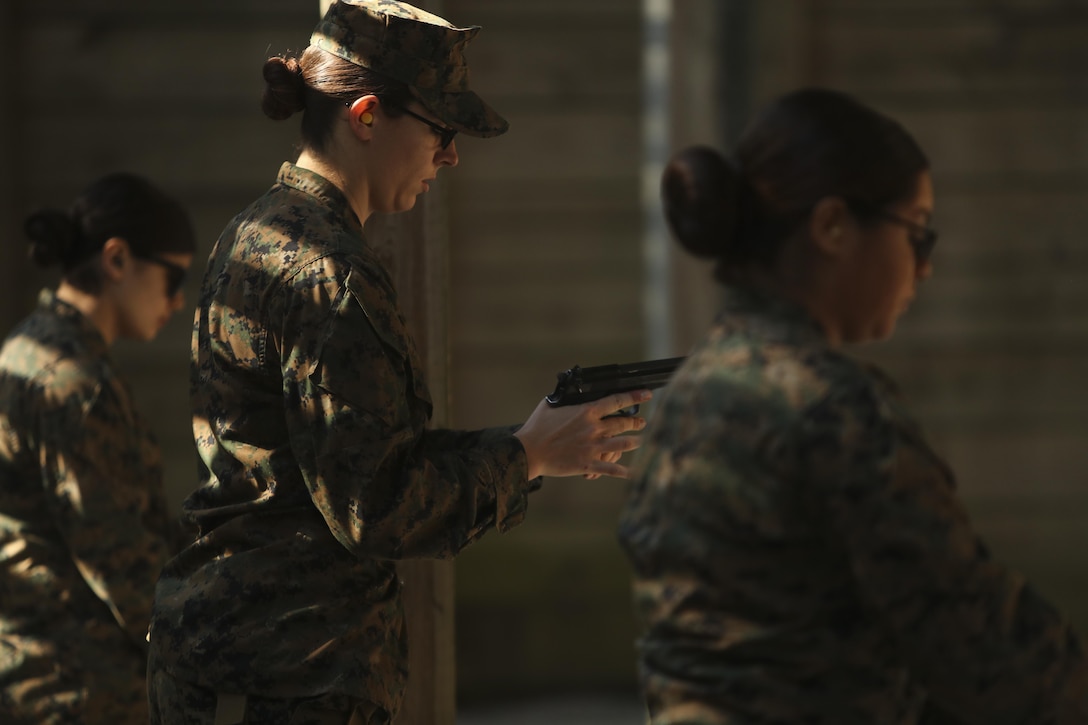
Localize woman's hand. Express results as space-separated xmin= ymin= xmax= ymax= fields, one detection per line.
xmin=514 ymin=390 xmax=651 ymax=480
xmin=584 ymin=448 xmax=625 ymax=481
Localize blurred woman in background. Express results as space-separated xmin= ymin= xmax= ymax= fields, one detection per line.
xmin=0 ymin=172 xmax=195 ymax=724
xmin=619 ymin=88 xmax=1088 ymax=724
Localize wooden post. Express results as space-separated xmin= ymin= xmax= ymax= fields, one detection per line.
xmin=363 ymin=192 xmax=454 ymax=725
xmin=316 ymin=2 xmax=456 ymax=722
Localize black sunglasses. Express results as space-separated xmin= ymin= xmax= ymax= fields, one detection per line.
xmin=399 ymin=108 xmax=458 ymax=150
xmin=134 ymin=253 xmax=187 ymax=298
xmin=847 ymin=200 xmax=938 ymax=264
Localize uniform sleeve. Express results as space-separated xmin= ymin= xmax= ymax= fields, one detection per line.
xmin=39 ymin=376 xmax=173 ymax=650
xmin=281 ymin=260 xmax=535 ymax=560
xmin=805 ymin=378 xmax=1088 ymax=723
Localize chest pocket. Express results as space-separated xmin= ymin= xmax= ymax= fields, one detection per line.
xmin=863 ymin=363 xmax=957 ymax=490
xmin=882 ymin=397 xmax=957 ymax=492
xmin=309 ymin=266 xmax=433 ymax=429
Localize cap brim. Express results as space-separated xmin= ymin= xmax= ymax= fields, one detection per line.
xmin=413 ymin=87 xmax=508 ymax=138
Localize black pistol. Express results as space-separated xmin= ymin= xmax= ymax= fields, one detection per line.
xmin=545 ymin=357 xmax=684 ymax=415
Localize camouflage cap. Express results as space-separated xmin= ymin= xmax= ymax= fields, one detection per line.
xmin=311 ymin=0 xmax=508 ymax=138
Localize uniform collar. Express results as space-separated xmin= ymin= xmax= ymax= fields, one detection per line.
xmin=37 ymin=288 xmax=110 ymax=359
xmin=718 ymin=285 xmax=829 ymax=347
xmin=275 ymin=162 xmax=364 ymax=236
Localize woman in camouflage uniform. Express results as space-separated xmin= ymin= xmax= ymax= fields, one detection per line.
xmin=0 ymin=173 xmax=195 ymax=724
xmin=146 ymin=2 xmax=647 ymax=724
xmin=618 ymin=88 xmax=1088 ymax=724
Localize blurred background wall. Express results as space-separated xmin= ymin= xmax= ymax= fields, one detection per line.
xmin=2 ymin=0 xmax=1088 ymax=719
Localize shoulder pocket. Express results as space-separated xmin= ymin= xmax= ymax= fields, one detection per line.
xmin=308 ymin=267 xmax=432 ymax=428
xmin=346 ymin=267 xmax=410 ymax=360
xmin=347 ymin=268 xmax=433 ymax=416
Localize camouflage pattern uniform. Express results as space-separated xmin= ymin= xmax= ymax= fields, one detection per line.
xmin=618 ymin=287 xmax=1088 ymax=724
xmin=0 ymin=289 xmax=177 ymax=724
xmin=148 ymin=163 xmax=534 ymax=721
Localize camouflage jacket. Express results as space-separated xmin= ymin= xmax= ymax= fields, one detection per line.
xmin=618 ymin=287 xmax=1088 ymax=725
xmin=150 ymin=162 xmax=533 ymax=713
xmin=0 ymin=290 xmax=175 ymax=704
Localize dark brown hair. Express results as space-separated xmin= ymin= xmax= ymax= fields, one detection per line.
xmin=662 ymin=88 xmax=930 ymax=282
xmin=262 ymin=47 xmax=415 ymax=154
xmin=24 ymin=173 xmax=195 ymax=294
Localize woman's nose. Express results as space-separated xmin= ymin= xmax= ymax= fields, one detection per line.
xmin=438 ymin=139 xmax=458 ymax=167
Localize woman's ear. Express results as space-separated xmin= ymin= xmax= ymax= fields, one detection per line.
xmin=347 ymin=95 xmax=380 ymax=142
xmin=100 ymin=237 xmax=129 ymax=282
xmin=807 ymin=196 xmax=854 ymax=258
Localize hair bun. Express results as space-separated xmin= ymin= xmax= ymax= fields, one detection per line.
xmin=661 ymin=145 xmax=743 ymax=260
xmin=262 ymin=55 xmax=307 ymax=120
xmin=24 ymin=209 xmax=79 ymax=268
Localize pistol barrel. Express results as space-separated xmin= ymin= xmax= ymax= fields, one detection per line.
xmin=545 ymin=356 xmax=684 ymax=406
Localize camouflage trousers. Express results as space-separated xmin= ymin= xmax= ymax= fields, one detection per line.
xmin=148 ymin=649 xmax=390 ymax=725
xmin=0 ymin=631 xmax=148 ymax=725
